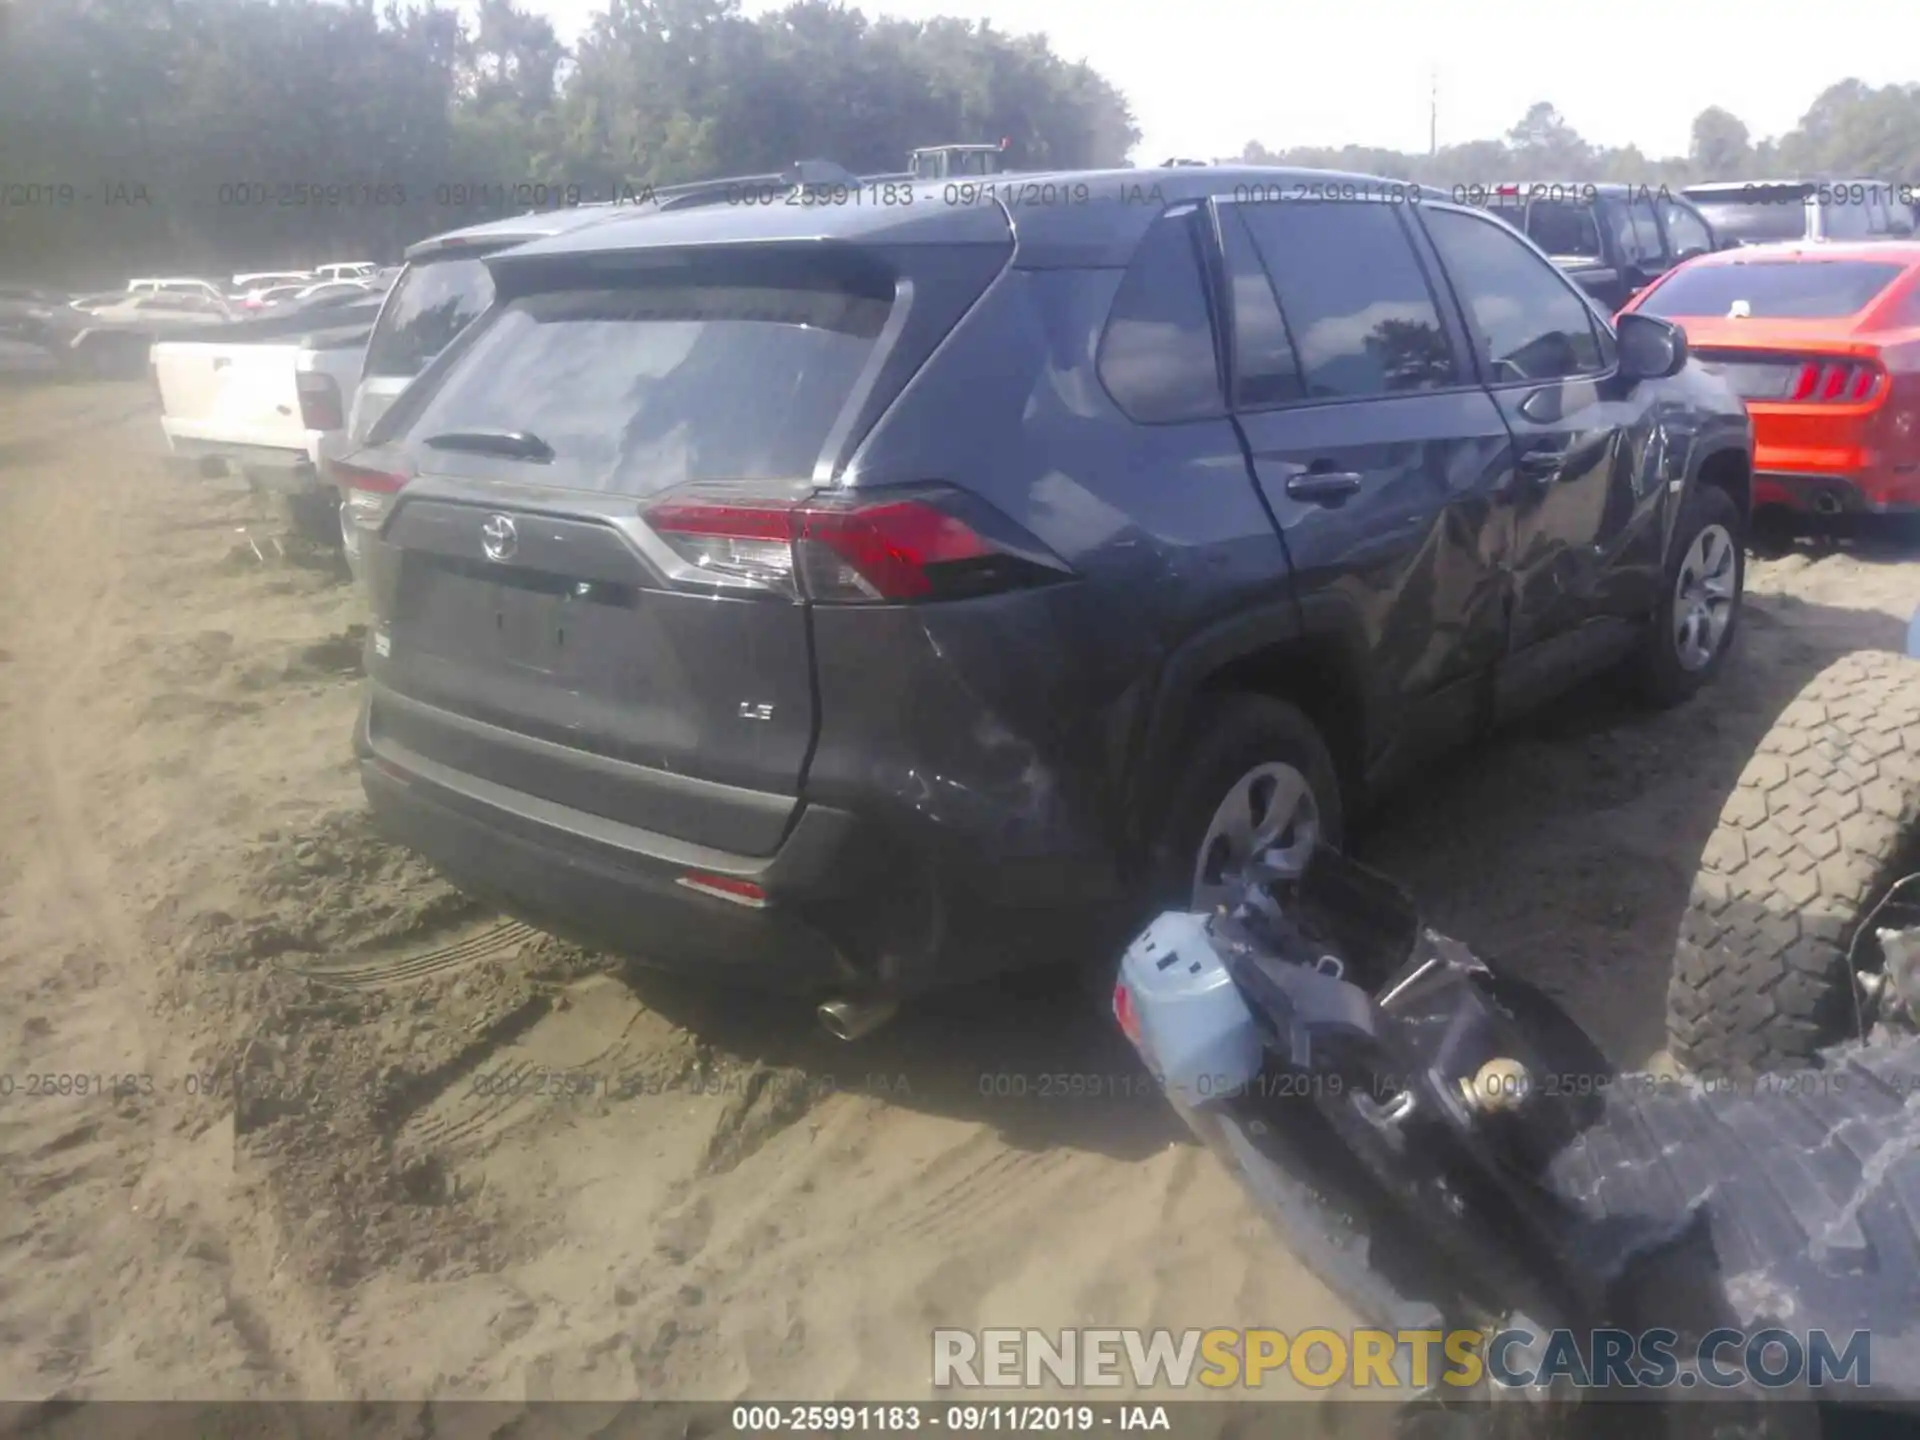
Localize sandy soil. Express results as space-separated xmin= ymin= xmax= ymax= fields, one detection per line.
xmin=2 ymin=381 xmax=1917 ymax=1421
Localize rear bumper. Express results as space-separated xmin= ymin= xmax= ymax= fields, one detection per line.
xmin=355 ymin=692 xmax=923 ymax=996
xmin=1753 ymin=468 xmax=1920 ymax=516
xmin=160 ymin=432 xmax=332 ymax=495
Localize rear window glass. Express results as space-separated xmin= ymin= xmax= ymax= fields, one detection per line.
xmin=363 ymin=255 xmax=495 ymax=379
xmin=400 ymin=274 xmax=891 ymax=494
xmin=1686 ymin=193 xmax=1810 ymax=245
xmin=1638 ymin=260 xmax=1905 ymax=319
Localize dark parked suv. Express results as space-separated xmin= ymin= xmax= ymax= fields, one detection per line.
xmin=341 ymin=168 xmax=1753 ymax=1029
xmin=1474 ymin=182 xmax=1727 ymax=311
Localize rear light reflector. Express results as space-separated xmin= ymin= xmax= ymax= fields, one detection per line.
xmin=1786 ymin=357 xmax=1886 ymax=404
xmin=296 ymin=371 xmax=345 ymax=430
xmin=675 ymin=873 xmax=768 ymax=909
xmin=326 ymin=456 xmax=410 ymax=534
xmin=1113 ymin=981 xmax=1143 ymax=1046
xmin=642 ymin=486 xmax=1071 ymax=604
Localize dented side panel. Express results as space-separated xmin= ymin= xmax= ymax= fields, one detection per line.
xmin=814 ymin=266 xmax=1297 ymax=910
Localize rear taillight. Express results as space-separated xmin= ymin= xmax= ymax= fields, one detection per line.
xmin=1113 ymin=981 xmax=1143 ymax=1047
xmin=641 ymin=486 xmax=1071 ymax=604
xmin=1787 ymin=357 xmax=1887 ymax=404
xmin=326 ymin=456 xmax=409 ymax=535
xmin=297 ymin=371 xmax=345 ymax=430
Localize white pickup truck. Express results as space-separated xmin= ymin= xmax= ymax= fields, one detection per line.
xmin=154 ymin=205 xmax=659 ymax=552
xmin=152 ymin=300 xmax=385 ymax=540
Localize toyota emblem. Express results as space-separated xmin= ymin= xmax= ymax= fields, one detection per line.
xmin=481 ymin=513 xmax=518 ymax=563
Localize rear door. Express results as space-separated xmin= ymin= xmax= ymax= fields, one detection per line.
xmin=1217 ymin=193 xmax=1516 ymax=780
xmin=1605 ymin=190 xmax=1670 ymax=300
xmin=1523 ymin=198 xmax=1627 ymax=310
xmin=361 ymin=240 xmax=1008 ymax=852
xmin=1417 ymin=202 xmax=1668 ymax=681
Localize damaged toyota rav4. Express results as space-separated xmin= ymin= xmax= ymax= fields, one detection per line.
xmin=341 ymin=168 xmax=1752 ymax=1029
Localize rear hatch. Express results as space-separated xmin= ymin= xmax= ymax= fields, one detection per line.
xmin=360 ymin=222 xmax=1012 ymax=854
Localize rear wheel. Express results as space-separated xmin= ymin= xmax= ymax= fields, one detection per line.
xmin=1667 ymin=650 xmax=1920 ymax=1076
xmin=1153 ymin=694 xmax=1346 ymax=912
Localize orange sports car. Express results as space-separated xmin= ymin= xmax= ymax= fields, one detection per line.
xmin=1619 ymin=240 xmax=1920 ymax=517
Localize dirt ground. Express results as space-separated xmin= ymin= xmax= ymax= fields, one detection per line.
xmin=2 ymin=381 xmax=1917 ymax=1420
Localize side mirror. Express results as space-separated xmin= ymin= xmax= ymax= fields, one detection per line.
xmin=1616 ymin=311 xmax=1688 ymax=382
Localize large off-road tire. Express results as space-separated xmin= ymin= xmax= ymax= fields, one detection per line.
xmin=1667 ymin=649 xmax=1920 ymax=1077
xmin=1632 ymin=483 xmax=1745 ymax=708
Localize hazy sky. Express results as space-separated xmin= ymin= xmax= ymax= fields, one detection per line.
xmin=507 ymin=0 xmax=1917 ymax=166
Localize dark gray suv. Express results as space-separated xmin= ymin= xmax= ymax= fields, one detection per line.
xmin=338 ymin=168 xmax=1753 ymax=1022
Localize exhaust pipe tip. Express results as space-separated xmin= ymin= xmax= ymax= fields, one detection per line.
xmin=1814 ymin=489 xmax=1844 ymax=516
xmin=817 ymin=995 xmax=899 ymax=1043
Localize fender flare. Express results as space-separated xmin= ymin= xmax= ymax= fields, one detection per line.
xmin=1125 ymin=593 xmax=1373 ymax=856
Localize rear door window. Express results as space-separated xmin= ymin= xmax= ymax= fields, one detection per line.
xmin=399 ymin=260 xmax=894 ymax=496
xmin=1097 ymin=210 xmax=1226 ymax=422
xmin=1661 ymin=200 xmax=1714 ymax=257
xmin=1216 ymin=205 xmax=1303 ymax=407
xmin=1232 ymin=199 xmax=1459 ymax=399
xmin=1823 ymin=197 xmax=1875 ymax=240
xmin=363 ymin=255 xmax=496 ymax=380
xmin=1421 ymin=205 xmax=1606 ymax=383
xmin=1607 ymin=196 xmax=1664 ymax=267
xmin=1526 ymin=201 xmax=1603 ymax=259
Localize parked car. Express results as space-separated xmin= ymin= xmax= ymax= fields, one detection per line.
xmin=1471 ymin=182 xmax=1725 ymax=312
xmin=61 ymin=290 xmax=237 ymax=375
xmin=235 ymin=282 xmax=306 ymax=312
xmin=231 ymin=270 xmax=314 ymax=292
xmin=1680 ymin=179 xmax=1918 ymax=247
xmin=313 ymin=261 xmax=377 ymax=283
xmin=1621 ymin=239 xmax=1920 ymax=522
xmin=125 ymin=276 xmax=231 ymax=304
xmin=339 ymin=166 xmax=1754 ymax=1029
xmin=264 ymin=280 xmax=375 ymax=310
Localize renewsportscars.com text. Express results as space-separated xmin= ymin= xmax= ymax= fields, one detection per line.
xmin=932 ymin=1327 xmax=1872 ymax=1390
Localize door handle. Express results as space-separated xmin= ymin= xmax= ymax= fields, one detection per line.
xmin=1516 ymin=447 xmax=1570 ymax=481
xmin=1285 ymin=470 xmax=1364 ymax=504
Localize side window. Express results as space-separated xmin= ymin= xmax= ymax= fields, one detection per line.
xmin=1421 ymin=205 xmax=1607 ymax=384
xmin=1217 ymin=205 xmax=1304 ymax=407
xmin=1661 ymin=200 xmax=1714 ymax=257
xmin=1610 ymin=196 xmax=1663 ymax=265
xmin=1233 ymin=199 xmax=1458 ymax=399
xmin=1096 ymin=210 xmax=1225 ymax=423
xmin=1525 ymin=201 xmax=1603 ymax=259
xmin=1823 ymin=199 xmax=1873 ymax=240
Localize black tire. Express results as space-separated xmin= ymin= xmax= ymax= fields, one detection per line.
xmin=280 ymin=489 xmax=345 ymax=550
xmin=1667 ymin=650 xmax=1920 ymax=1077
xmin=1633 ymin=483 xmax=1745 ymax=708
xmin=1149 ymin=693 xmax=1346 ymax=907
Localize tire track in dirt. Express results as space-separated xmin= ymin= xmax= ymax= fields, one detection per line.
xmin=0 ymin=397 xmax=345 ymax=1396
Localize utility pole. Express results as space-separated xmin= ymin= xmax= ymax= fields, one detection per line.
xmin=1429 ymin=67 xmax=1438 ymax=156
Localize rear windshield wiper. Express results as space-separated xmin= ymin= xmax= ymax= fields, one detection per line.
xmin=421 ymin=429 xmax=555 ymax=462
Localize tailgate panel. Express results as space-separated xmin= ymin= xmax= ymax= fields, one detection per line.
xmin=154 ymin=342 xmax=309 ymax=451
xmin=375 ymin=499 xmax=815 ymax=846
